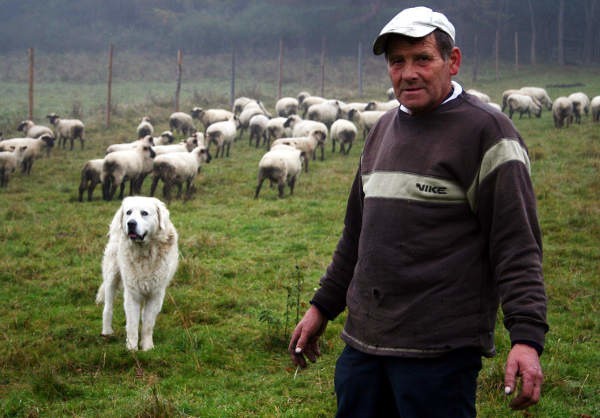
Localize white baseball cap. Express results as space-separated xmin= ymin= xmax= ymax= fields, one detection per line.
xmin=372 ymin=6 xmax=455 ymax=55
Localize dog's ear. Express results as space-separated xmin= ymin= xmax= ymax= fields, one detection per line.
xmin=108 ymin=204 xmax=124 ymax=237
xmin=155 ymin=199 xmax=170 ymax=231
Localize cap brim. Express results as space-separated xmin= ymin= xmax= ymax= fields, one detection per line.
xmin=372 ymin=27 xmax=437 ymax=55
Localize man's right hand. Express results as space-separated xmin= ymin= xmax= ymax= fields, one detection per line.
xmin=288 ymin=304 xmax=328 ymax=368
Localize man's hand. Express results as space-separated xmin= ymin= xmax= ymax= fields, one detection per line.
xmin=504 ymin=343 xmax=543 ymax=410
xmin=288 ymin=305 xmax=328 ymax=368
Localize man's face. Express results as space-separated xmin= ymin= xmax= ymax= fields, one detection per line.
xmin=386 ymin=34 xmax=460 ymax=114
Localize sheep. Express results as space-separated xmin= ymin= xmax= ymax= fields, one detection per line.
xmin=0 ymin=135 xmax=55 ymax=174
xmin=105 ymin=135 xmax=155 ymax=154
xmin=248 ymin=114 xmax=270 ymax=148
xmin=501 ymin=89 xmax=521 ymax=112
xmin=365 ymin=100 xmax=399 ymax=111
xmin=306 ymin=100 xmax=342 ymax=128
xmin=330 ymin=119 xmax=358 ymax=155
xmin=17 ymin=120 xmax=55 ymax=140
xmin=386 ymin=87 xmax=395 ymax=100
xmin=46 ymin=113 xmax=85 ymax=150
xmin=266 ymin=117 xmax=291 ymax=147
xmin=238 ymin=100 xmax=271 ymax=138
xmin=339 ymin=101 xmax=369 ymax=119
xmin=153 ymin=130 xmax=175 ymax=146
xmin=348 ymin=109 xmax=385 ymax=139
xmin=136 ymin=116 xmax=154 ymax=138
xmin=551 ymin=96 xmax=574 ymax=128
xmin=254 ymin=144 xmax=305 ymax=199
xmin=191 ymin=107 xmax=234 ymax=130
xmin=466 ymin=89 xmax=491 ymax=103
xmin=591 ymin=96 xmax=600 ymax=123
xmin=275 ymin=97 xmax=299 ymax=117
xmin=519 ymin=87 xmax=553 ymax=110
xmin=487 ymin=102 xmax=502 ymax=112
xmin=299 ymin=95 xmax=327 ymax=117
xmin=568 ymin=92 xmax=590 ymax=124
xmin=150 ymin=144 xmax=211 ymax=201
xmin=271 ymin=130 xmax=326 ymax=170
xmin=507 ymin=93 xmax=542 ymax=119
xmin=297 ymin=91 xmax=311 ymax=104
xmin=233 ymin=96 xmax=253 ymax=116
xmin=283 ymin=116 xmax=328 ymax=160
xmin=206 ymin=117 xmax=239 ymax=158
xmin=0 ymin=146 xmax=27 ymax=188
xmin=101 ymin=145 xmax=156 ymax=201
xmin=168 ymin=112 xmax=196 ymax=137
xmin=78 ymin=158 xmax=104 ymax=201
xmin=152 ymin=135 xmax=200 ymax=155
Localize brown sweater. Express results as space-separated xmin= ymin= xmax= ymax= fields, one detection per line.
xmin=312 ymin=91 xmax=548 ymax=358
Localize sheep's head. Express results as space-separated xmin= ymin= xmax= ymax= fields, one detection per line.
xmin=17 ymin=120 xmax=31 ymax=132
xmin=191 ymin=107 xmax=204 ymax=119
xmin=46 ymin=113 xmax=60 ymax=125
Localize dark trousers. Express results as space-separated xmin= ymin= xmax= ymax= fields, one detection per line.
xmin=334 ymin=345 xmax=482 ymax=418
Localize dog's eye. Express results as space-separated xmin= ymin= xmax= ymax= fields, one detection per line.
xmin=126 ymin=210 xmax=132 ymax=215
xmin=141 ymin=210 xmax=148 ymax=216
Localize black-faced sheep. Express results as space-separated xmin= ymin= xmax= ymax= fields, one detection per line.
xmin=249 ymin=114 xmax=270 ymax=148
xmin=153 ymin=131 xmax=175 ymax=146
xmin=275 ymin=97 xmax=299 ymax=117
xmin=0 ymin=135 xmax=55 ymax=174
xmin=233 ymin=96 xmax=253 ymax=116
xmin=330 ymin=119 xmax=358 ymax=155
xmin=466 ymin=89 xmax=491 ymax=103
xmin=283 ymin=116 xmax=328 ymax=160
xmin=591 ymin=96 xmax=600 ymax=123
xmin=191 ymin=107 xmax=234 ymax=131
xmin=348 ymin=109 xmax=385 ymax=140
xmin=568 ymin=92 xmax=590 ymax=124
xmin=365 ymin=100 xmax=399 ymax=111
xmin=551 ymin=97 xmax=574 ymax=129
xmin=254 ymin=144 xmax=305 ymax=199
xmin=507 ymin=93 xmax=542 ymax=119
xmin=150 ymin=145 xmax=211 ymax=201
xmin=17 ymin=120 xmax=55 ymax=140
xmin=153 ymin=135 xmax=200 ymax=156
xmin=105 ymin=135 xmax=155 ymax=154
xmin=206 ymin=117 xmax=239 ymax=158
xmin=299 ymin=95 xmax=326 ymax=117
xmin=238 ymin=101 xmax=271 ymax=138
xmin=46 ymin=113 xmax=85 ymax=150
xmin=136 ymin=116 xmax=154 ymax=138
xmin=0 ymin=146 xmax=27 ymax=187
xmin=519 ymin=87 xmax=553 ymax=110
xmin=501 ymin=89 xmax=521 ymax=112
xmin=78 ymin=158 xmax=104 ymax=201
xmin=306 ymin=100 xmax=342 ymax=128
xmin=271 ymin=130 xmax=326 ymax=170
xmin=168 ymin=112 xmax=196 ymax=137
xmin=266 ymin=117 xmax=291 ymax=147
xmin=101 ymin=145 xmax=156 ymax=201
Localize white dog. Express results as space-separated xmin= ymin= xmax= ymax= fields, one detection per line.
xmin=96 ymin=196 xmax=179 ymax=350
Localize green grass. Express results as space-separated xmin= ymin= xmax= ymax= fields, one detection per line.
xmin=0 ymin=60 xmax=598 ymax=417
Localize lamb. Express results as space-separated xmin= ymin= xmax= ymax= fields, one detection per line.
xmin=0 ymin=146 xmax=27 ymax=188
xmin=136 ymin=116 xmax=154 ymax=138
xmin=150 ymin=145 xmax=211 ymax=201
xmin=283 ymin=116 xmax=328 ymax=160
xmin=254 ymin=144 xmax=305 ymax=199
xmin=46 ymin=113 xmax=85 ymax=150
xmin=168 ymin=112 xmax=196 ymax=137
xmin=206 ymin=117 xmax=239 ymax=158
xmin=0 ymin=135 xmax=55 ymax=174
xmin=266 ymin=117 xmax=291 ymax=146
xmin=78 ymin=158 xmax=104 ymax=201
xmin=591 ymin=96 xmax=600 ymax=123
xmin=507 ymin=93 xmax=542 ymax=119
xmin=330 ymin=119 xmax=358 ymax=155
xmin=551 ymin=96 xmax=574 ymax=128
xmin=248 ymin=114 xmax=270 ymax=148
xmin=519 ymin=87 xmax=553 ymax=110
xmin=307 ymin=100 xmax=342 ymax=128
xmin=348 ymin=109 xmax=385 ymax=139
xmin=466 ymin=89 xmax=491 ymax=103
xmin=365 ymin=100 xmax=399 ymax=111
xmin=568 ymin=92 xmax=590 ymax=124
xmin=275 ymin=97 xmax=299 ymax=117
xmin=501 ymin=89 xmax=521 ymax=112
xmin=271 ymin=130 xmax=326 ymax=170
xmin=105 ymin=135 xmax=155 ymax=154
xmin=191 ymin=107 xmax=234 ymax=130
xmin=101 ymin=145 xmax=156 ymax=201
xmin=17 ymin=120 xmax=55 ymax=140
xmin=152 ymin=135 xmax=200 ymax=156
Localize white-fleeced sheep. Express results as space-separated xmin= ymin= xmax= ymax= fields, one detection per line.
xmin=299 ymin=95 xmax=327 ymax=117
xmin=206 ymin=117 xmax=239 ymax=158
xmin=466 ymin=89 xmax=491 ymax=103
xmin=152 ymin=135 xmax=200 ymax=156
xmin=271 ymin=130 xmax=326 ymax=170
xmin=191 ymin=107 xmax=234 ymax=131
xmin=105 ymin=135 xmax=155 ymax=154
xmin=519 ymin=87 xmax=553 ymax=110
xmin=150 ymin=145 xmax=211 ymax=201
xmin=17 ymin=120 xmax=55 ymax=140
xmin=101 ymin=145 xmax=156 ymax=201
xmin=233 ymin=96 xmax=253 ymax=116
xmin=249 ymin=114 xmax=270 ymax=148
xmin=307 ymin=100 xmax=342 ymax=128
xmin=386 ymin=87 xmax=395 ymax=100
xmin=507 ymin=93 xmax=542 ymax=119
xmin=339 ymin=102 xmax=369 ymax=119
xmin=46 ymin=113 xmax=85 ymax=150
xmin=0 ymin=146 xmax=27 ymax=187
xmin=266 ymin=117 xmax=291 ymax=147
xmin=153 ymin=131 xmax=175 ymax=146
xmin=168 ymin=112 xmax=196 ymax=137
xmin=275 ymin=97 xmax=299 ymax=117
xmin=297 ymin=91 xmax=311 ymax=105
xmin=330 ymin=119 xmax=358 ymax=155
xmin=365 ymin=100 xmax=399 ymax=111
xmin=591 ymin=96 xmax=600 ymax=123
xmin=238 ymin=100 xmax=271 ymax=138
xmin=136 ymin=116 xmax=154 ymax=138
xmin=0 ymin=135 xmax=55 ymax=174
xmin=283 ymin=116 xmax=328 ymax=160
xmin=348 ymin=109 xmax=385 ymax=139
xmin=551 ymin=97 xmax=574 ymax=129
xmin=254 ymin=144 xmax=305 ymax=199
xmin=568 ymin=92 xmax=590 ymax=123
xmin=78 ymin=158 xmax=104 ymax=201
xmin=501 ymin=89 xmax=521 ymax=112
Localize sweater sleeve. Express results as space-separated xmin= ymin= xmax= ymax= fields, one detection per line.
xmin=310 ymin=168 xmax=364 ymax=320
xmin=477 ymin=158 xmax=549 ymax=351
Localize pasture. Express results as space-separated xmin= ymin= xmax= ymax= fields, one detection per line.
xmin=0 ymin=57 xmax=598 ymax=417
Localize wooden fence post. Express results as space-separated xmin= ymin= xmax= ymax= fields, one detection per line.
xmin=106 ymin=43 xmax=113 ymax=128
xmin=175 ymin=49 xmax=183 ymax=112
xmin=28 ymin=48 xmax=34 ymax=121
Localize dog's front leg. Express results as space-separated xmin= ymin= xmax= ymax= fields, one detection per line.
xmin=140 ymin=289 xmax=166 ymax=351
xmin=123 ymin=290 xmax=142 ymax=350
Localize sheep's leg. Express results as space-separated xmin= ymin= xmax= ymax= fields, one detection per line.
xmin=332 ymin=140 xmax=336 ymax=153
xmin=277 ymin=180 xmax=285 ymax=198
xmin=254 ymin=176 xmax=265 ymax=199
xmin=150 ymin=176 xmax=160 ymax=197
xmin=288 ymin=176 xmax=296 ymax=196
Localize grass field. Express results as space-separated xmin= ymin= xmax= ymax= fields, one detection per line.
xmin=0 ymin=58 xmax=598 ymax=417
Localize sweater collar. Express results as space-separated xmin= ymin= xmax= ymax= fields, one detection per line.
xmin=399 ymin=81 xmax=463 ymax=115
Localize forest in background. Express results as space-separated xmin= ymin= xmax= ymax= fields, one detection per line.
xmin=1 ymin=0 xmax=599 ymax=66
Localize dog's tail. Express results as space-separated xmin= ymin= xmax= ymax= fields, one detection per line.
xmin=95 ymin=283 xmax=105 ymax=304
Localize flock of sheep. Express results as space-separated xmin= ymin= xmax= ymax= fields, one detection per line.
xmin=1 ymin=85 xmax=598 ymax=196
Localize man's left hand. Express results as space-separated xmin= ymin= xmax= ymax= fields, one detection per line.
xmin=504 ymin=343 xmax=543 ymax=410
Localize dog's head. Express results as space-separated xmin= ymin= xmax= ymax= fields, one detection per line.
xmin=109 ymin=196 xmax=171 ymax=244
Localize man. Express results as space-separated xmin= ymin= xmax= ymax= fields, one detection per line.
xmin=288 ymin=6 xmax=548 ymax=418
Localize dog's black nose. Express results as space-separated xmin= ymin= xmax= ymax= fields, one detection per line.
xmin=127 ymin=220 xmax=137 ymax=232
